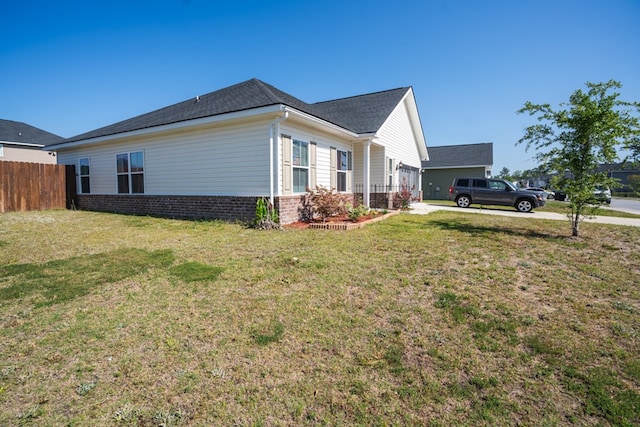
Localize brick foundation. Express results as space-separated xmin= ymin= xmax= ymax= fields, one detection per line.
xmin=77 ymin=194 xmax=259 ymax=223
xmin=77 ymin=193 xmax=368 ymax=225
xmin=274 ymin=195 xmax=308 ymax=224
xmin=355 ymin=192 xmax=397 ymax=209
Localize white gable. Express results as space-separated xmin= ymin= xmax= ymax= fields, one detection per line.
xmin=375 ymin=91 xmax=427 ymax=169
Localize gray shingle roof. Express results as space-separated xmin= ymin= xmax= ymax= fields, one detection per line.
xmin=313 ymin=88 xmax=410 ymax=134
xmin=61 ymin=79 xmax=411 ymax=143
xmin=0 ymin=119 xmax=64 ymax=147
xmin=422 ymin=143 xmax=493 ymax=168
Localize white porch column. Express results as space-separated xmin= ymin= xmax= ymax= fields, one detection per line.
xmin=363 ymin=140 xmax=371 ymax=207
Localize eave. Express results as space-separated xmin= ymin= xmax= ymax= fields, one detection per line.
xmin=0 ymin=140 xmax=45 ymax=148
xmin=47 ymin=104 xmax=289 ymax=151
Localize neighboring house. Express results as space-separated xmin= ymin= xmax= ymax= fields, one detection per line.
xmin=0 ymin=119 xmax=63 ymax=164
xmin=421 ymin=143 xmax=493 ymax=200
xmin=528 ymin=162 xmax=640 ymax=195
xmin=599 ymin=163 xmax=640 ymax=194
xmin=47 ymin=79 xmax=428 ymax=224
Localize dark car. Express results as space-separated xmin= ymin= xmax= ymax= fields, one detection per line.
xmin=448 ymin=177 xmax=546 ymax=213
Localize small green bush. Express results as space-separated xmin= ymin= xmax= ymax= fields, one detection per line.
xmin=346 ymin=202 xmax=370 ymax=221
xmin=253 ymin=197 xmax=280 ymax=229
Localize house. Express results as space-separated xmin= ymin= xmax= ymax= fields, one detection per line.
xmin=0 ymin=119 xmax=63 ymax=164
xmin=47 ymin=79 xmax=428 ymax=224
xmin=599 ymin=163 xmax=640 ymax=195
xmin=529 ymin=163 xmax=640 ymax=196
xmin=421 ymin=143 xmax=493 ymax=200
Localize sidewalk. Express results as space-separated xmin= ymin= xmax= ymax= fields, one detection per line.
xmin=408 ymin=203 xmax=640 ymax=227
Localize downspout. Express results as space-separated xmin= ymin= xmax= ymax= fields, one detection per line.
xmin=269 ymin=111 xmax=288 ymax=205
xmin=363 ymin=140 xmax=371 ymax=207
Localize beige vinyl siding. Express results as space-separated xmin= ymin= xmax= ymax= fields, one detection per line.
xmin=58 ymin=120 xmax=273 ymax=196
xmin=278 ymin=123 xmax=352 ymax=194
xmin=370 ymin=146 xmax=386 ymax=187
xmin=0 ymin=145 xmax=56 ymax=164
xmin=375 ymin=99 xmax=423 ymax=169
xmin=353 ymin=144 xmax=386 ymax=188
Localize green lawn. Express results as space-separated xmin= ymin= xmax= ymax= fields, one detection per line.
xmin=1 ymin=210 xmax=639 ymax=426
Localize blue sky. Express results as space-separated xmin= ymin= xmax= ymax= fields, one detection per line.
xmin=1 ymin=0 xmax=638 ymax=173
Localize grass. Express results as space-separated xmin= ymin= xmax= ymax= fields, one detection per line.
xmin=0 ymin=209 xmax=639 ymax=426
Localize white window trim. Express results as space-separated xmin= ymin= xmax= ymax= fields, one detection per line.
xmin=292 ymin=139 xmax=309 ymax=193
xmin=116 ymin=151 xmax=145 ymax=194
xmin=79 ymin=157 xmax=90 ymax=194
xmin=336 ymin=149 xmax=352 ymax=192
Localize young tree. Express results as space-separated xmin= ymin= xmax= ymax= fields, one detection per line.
xmin=496 ymin=167 xmax=511 ymax=180
xmin=518 ymin=80 xmax=640 ymax=236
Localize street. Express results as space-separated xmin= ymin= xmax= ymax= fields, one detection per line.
xmin=607 ymin=197 xmax=640 ymax=215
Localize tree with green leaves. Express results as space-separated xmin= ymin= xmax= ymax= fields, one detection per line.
xmin=495 ymin=167 xmax=511 ymax=180
xmin=518 ymin=80 xmax=640 ymax=236
xmin=628 ymin=174 xmax=640 ymax=196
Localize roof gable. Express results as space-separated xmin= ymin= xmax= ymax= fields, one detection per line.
xmin=313 ymin=87 xmax=411 ymax=134
xmin=422 ymin=143 xmax=493 ymax=168
xmin=0 ymin=119 xmax=64 ymax=146
xmin=59 ymin=79 xmax=414 ymax=144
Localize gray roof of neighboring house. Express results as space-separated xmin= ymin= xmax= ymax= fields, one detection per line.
xmin=422 ymin=143 xmax=493 ymax=168
xmin=0 ymin=119 xmax=64 ymax=147
xmin=61 ymin=79 xmax=412 ymax=143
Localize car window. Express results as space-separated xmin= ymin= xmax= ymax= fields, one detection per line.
xmin=489 ymin=180 xmax=507 ymax=190
xmin=456 ymin=178 xmax=469 ymax=187
xmin=472 ymin=179 xmax=487 ymax=188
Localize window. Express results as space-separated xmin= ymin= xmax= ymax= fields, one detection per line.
xmin=472 ymin=179 xmax=488 ymax=188
xmin=0 ymin=144 xmax=3 ymax=157
xmin=116 ymin=151 xmax=144 ymax=194
xmin=337 ymin=149 xmax=352 ymax=192
xmin=292 ymin=139 xmax=308 ymax=193
xmin=387 ymin=157 xmax=393 ymax=188
xmin=489 ymin=180 xmax=508 ymax=190
xmin=79 ymin=158 xmax=90 ymax=193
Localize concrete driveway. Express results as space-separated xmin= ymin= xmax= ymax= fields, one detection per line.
xmin=409 ymin=202 xmax=640 ymax=227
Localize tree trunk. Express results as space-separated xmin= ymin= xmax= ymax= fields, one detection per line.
xmin=571 ymin=207 xmax=581 ymax=237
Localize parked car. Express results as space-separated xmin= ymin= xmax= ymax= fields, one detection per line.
xmin=525 ymin=187 xmax=554 ymax=199
xmin=448 ymin=177 xmax=546 ymax=213
xmin=593 ymin=186 xmax=611 ymax=204
xmin=554 ymin=191 xmax=568 ymax=201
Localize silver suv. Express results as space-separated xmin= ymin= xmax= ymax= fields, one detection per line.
xmin=448 ymin=177 xmax=546 ymax=212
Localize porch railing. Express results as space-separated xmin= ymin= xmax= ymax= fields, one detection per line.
xmin=353 ymin=184 xmax=420 ymax=199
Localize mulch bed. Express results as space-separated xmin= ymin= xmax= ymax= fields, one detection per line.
xmin=284 ymin=211 xmax=398 ymax=230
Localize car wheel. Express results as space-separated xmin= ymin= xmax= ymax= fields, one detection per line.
xmin=516 ymin=199 xmax=533 ymax=213
xmin=456 ymin=195 xmax=471 ymax=208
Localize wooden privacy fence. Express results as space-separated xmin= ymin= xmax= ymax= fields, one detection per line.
xmin=0 ymin=161 xmax=77 ymax=213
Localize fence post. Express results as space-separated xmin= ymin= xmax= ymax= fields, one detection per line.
xmin=65 ymin=164 xmax=77 ymax=210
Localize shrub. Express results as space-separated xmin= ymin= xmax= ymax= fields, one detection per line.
xmin=346 ymin=202 xmax=369 ymax=221
xmin=253 ymin=197 xmax=280 ymax=229
xmin=307 ymin=186 xmax=349 ymax=222
xmin=393 ymin=177 xmax=420 ymax=209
